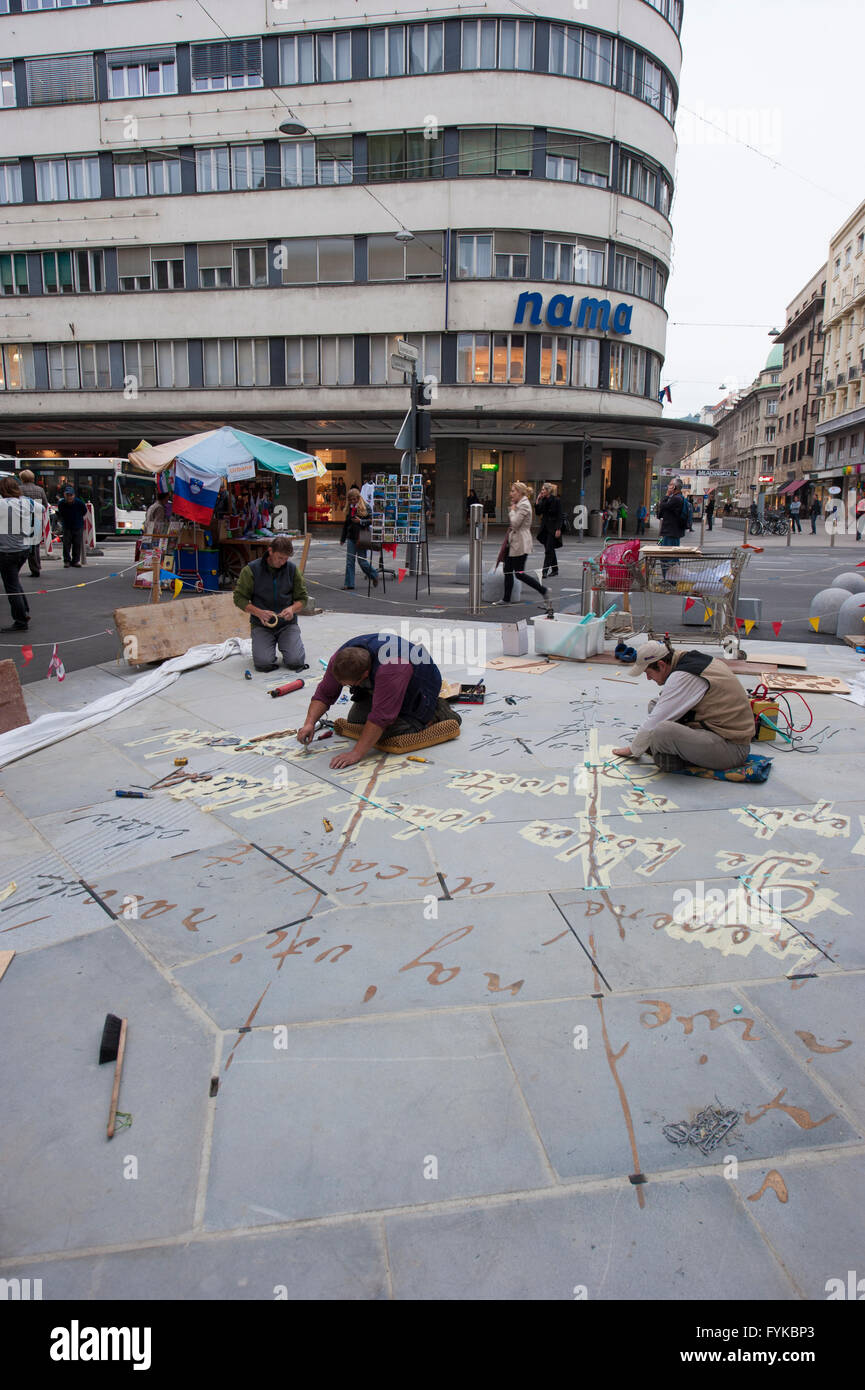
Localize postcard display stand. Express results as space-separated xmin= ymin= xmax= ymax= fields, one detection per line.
xmin=367 ymin=473 xmax=430 ymax=600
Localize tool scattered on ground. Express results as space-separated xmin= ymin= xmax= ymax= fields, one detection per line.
xmin=115 ymin=789 xmax=151 ymax=799
xmin=505 ymin=696 xmax=517 ymax=705
xmin=244 ymin=669 xmax=253 ymax=680
xmin=316 ymin=730 xmax=333 ymax=741
xmin=0 ymin=881 xmax=17 ymax=904
xmin=149 ymin=771 xmax=213 ymax=790
xmin=173 ymin=758 xmax=188 ymax=767
xmin=269 ymin=678 xmax=305 ymax=699
xmin=239 ymin=728 xmax=296 ymax=745
xmin=407 ymin=755 xmax=431 ymax=763
xmin=732 ymin=1005 xmax=743 ymax=1014
xmin=99 ymin=1013 xmax=130 ymax=1140
xmin=663 ymin=1105 xmax=740 ymax=1155
xmin=322 ymin=818 xmax=333 ymax=833
xmin=449 ymin=683 xmax=485 ymax=704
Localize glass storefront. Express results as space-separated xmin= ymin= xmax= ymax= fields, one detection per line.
xmin=306 ymin=446 xmax=435 ymax=522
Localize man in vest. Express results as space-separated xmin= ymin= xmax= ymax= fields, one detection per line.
xmin=233 ymin=534 xmax=309 ymax=672
xmin=298 ymin=633 xmax=460 ymax=769
xmin=611 ymin=640 xmax=754 ymax=772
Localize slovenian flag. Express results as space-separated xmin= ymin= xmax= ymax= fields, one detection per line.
xmin=172 ymin=459 xmax=220 ymax=523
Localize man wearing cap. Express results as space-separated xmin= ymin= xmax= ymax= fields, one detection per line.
xmin=611 ymin=641 xmax=754 ymax=772
xmin=57 ymin=485 xmax=87 ymax=568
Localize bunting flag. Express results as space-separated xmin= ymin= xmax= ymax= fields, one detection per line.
xmin=684 ymin=597 xmax=696 ymax=612
xmin=743 ymin=619 xmax=755 ymax=634
xmin=397 ymin=568 xmax=408 ymax=583
xmin=771 ymin=621 xmax=783 ymax=637
xmin=809 ymin=616 xmax=820 ymax=632
xmin=21 ymin=645 xmax=33 ymax=666
xmin=735 ymin=617 xmax=745 ymax=629
xmin=383 ymin=543 xmax=398 ymax=557
xmin=705 ymin=607 xmax=713 ymax=619
xmin=173 ymin=579 xmax=183 ymax=598
xmin=46 ymin=643 xmax=66 ymax=682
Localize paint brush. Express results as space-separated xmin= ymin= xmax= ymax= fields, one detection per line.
xmin=98 ymin=1013 xmax=128 ymax=1141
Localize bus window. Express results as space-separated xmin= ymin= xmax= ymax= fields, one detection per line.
xmin=116 ymin=475 xmax=155 ymax=515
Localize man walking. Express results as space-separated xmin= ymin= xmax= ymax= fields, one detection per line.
xmin=611 ymin=640 xmax=754 ymax=773
xmin=789 ymin=496 xmax=802 ymax=533
xmin=0 ymin=476 xmax=42 ymax=632
xmin=705 ymin=492 xmax=715 ymax=532
xmin=18 ymin=469 xmax=48 ymax=576
xmin=233 ymin=534 xmax=309 ymax=673
xmin=57 ymin=484 xmax=87 ymax=567
xmin=636 ymin=502 xmax=648 ymax=536
xmin=809 ymin=496 xmax=821 ymax=534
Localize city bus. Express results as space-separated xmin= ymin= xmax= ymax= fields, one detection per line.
xmin=7 ymin=457 xmax=156 ymax=537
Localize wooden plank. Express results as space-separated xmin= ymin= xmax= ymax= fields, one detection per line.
xmin=761 ymin=672 xmax=850 ymax=694
xmin=842 ymin=635 xmax=865 ymax=649
xmin=298 ymin=534 xmax=311 ymax=574
xmin=114 ymin=593 xmax=248 ymax=665
xmin=743 ymin=652 xmax=808 ymax=669
xmin=0 ymin=950 xmax=14 ymax=984
xmin=0 ymin=659 xmax=30 ymax=734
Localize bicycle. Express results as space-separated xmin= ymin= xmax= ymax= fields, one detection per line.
xmin=747 ymin=517 xmax=764 ymax=536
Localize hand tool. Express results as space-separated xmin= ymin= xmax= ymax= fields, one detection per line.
xmin=98 ymin=1013 xmax=128 ymax=1141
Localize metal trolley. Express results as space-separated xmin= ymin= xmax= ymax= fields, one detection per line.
xmin=585 ymin=540 xmax=751 ymax=642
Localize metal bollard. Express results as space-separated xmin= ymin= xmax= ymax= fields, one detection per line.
xmin=445 ymin=512 xmax=450 ymax=539
xmin=469 ymin=503 xmax=483 ymax=616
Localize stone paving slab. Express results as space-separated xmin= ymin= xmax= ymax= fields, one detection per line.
xmin=0 ymin=851 xmax=116 ymax=953
xmin=31 ymin=794 xmax=241 ymax=876
xmin=205 ymin=1012 xmax=553 ymax=1228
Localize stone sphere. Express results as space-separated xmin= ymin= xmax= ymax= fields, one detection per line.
xmin=809 ymin=588 xmax=854 ymax=635
xmin=835 ymin=590 xmax=865 ymax=638
xmin=482 ymin=568 xmax=522 ymax=603
xmin=454 ymin=554 xmax=470 ymax=585
xmin=832 ymin=571 xmax=865 ymax=594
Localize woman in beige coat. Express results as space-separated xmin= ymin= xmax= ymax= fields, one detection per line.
xmin=501 ymin=482 xmax=551 ymax=606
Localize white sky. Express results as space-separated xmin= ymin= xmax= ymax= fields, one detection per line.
xmin=663 ymin=0 xmax=863 ymax=419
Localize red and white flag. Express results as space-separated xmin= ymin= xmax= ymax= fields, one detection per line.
xmin=47 ymin=643 xmax=66 ymax=682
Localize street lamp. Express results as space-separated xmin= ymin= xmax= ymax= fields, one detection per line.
xmin=278 ymin=120 xmax=307 ymax=136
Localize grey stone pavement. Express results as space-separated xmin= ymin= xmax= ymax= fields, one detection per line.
xmin=1 ymin=609 xmax=864 ymax=1301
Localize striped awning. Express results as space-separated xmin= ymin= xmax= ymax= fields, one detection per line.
xmin=777 ymin=478 xmax=807 ymax=496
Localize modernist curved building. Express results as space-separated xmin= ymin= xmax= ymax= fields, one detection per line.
xmin=0 ymin=0 xmax=710 ymax=529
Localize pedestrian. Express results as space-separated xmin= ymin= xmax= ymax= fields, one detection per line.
xmin=635 ymin=502 xmax=648 ymax=536
xmin=360 ymin=478 xmax=375 ymax=512
xmin=535 ymin=482 xmax=564 ymax=578
xmin=749 ymin=499 xmax=758 ymax=523
xmin=57 ymin=484 xmax=87 ymax=567
xmin=618 ymin=500 xmax=629 ymax=531
xmin=856 ymin=494 xmax=865 ymax=542
xmin=340 ymin=486 xmax=378 ymax=590
xmin=723 ymin=501 xmax=732 ymax=516
xmin=466 ymin=488 xmax=480 ymax=519
xmin=17 ymin=468 xmax=49 ymax=576
xmin=500 ymin=481 xmax=551 ymax=607
xmin=705 ymin=492 xmax=715 ymax=532
xmin=0 ymin=476 xmax=42 ymax=632
xmin=656 ymin=479 xmax=687 ymax=548
xmin=682 ymin=492 xmax=694 ymax=532
xmin=789 ymin=496 xmax=802 ymax=533
xmin=232 ymin=534 xmax=309 ymax=673
xmin=143 ymin=497 xmax=167 ymax=535
xmin=809 ymin=496 xmax=821 ymax=534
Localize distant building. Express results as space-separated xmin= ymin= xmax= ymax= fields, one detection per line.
xmin=815 ymin=198 xmax=865 ymax=512
xmin=772 ymin=266 xmax=825 ymax=504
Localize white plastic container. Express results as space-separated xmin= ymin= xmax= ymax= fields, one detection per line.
xmin=534 ymin=614 xmax=593 ymax=660
xmin=501 ymin=620 xmax=529 ymax=656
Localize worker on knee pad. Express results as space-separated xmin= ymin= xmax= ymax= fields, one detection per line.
xmin=611 ymin=640 xmax=754 ymax=772
xmin=298 ymin=633 xmax=460 ymax=769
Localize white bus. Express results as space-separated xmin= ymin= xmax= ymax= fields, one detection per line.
xmin=7 ymin=457 xmax=156 ymax=537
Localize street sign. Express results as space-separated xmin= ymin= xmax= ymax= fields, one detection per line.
xmin=395 ymin=340 xmax=419 ymax=361
xmin=391 ymin=354 xmax=416 ymax=375
xmin=659 ymin=467 xmax=738 ymax=478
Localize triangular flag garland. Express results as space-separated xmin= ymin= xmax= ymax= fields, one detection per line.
xmin=735 ymin=617 xmax=745 ymax=629
xmin=173 ymin=579 xmax=183 ymax=598
xmin=46 ymin=643 xmax=66 ymax=682
xmin=704 ymin=607 xmax=713 ymax=619
xmin=743 ymin=619 xmax=755 ymax=634
xmin=21 ymin=645 xmax=33 ymax=666
xmin=771 ymin=621 xmax=783 ymax=637
xmin=684 ymin=597 xmax=696 ymax=612
xmin=809 ymin=616 xmax=820 ymax=632
xmin=397 ymin=568 xmax=408 ymax=583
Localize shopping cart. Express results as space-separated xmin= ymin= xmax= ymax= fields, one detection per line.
xmin=632 ymin=546 xmax=751 ymax=641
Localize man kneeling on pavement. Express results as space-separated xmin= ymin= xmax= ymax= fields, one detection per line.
xmin=233 ymin=534 xmax=309 ymax=673
xmin=612 ymin=640 xmax=754 ymax=772
xmin=297 ymin=633 xmax=460 ymax=769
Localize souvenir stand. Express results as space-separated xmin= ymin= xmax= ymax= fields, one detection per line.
xmin=366 ymin=472 xmax=430 ymax=600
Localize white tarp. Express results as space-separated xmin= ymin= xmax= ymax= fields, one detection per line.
xmin=0 ymin=638 xmax=251 ymax=769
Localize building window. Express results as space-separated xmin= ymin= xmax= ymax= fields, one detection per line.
xmin=48 ymin=343 xmax=80 ymax=390
xmin=548 ymin=25 xmax=581 ymax=77
xmin=198 ymin=244 xmax=233 ymax=288
xmin=653 ymin=266 xmax=667 ymax=305
xmin=543 ymin=238 xmax=605 ymax=286
xmin=279 ymin=236 xmax=354 ymax=284
xmin=117 ymin=247 xmax=152 ymax=291
xmin=75 ymin=248 xmax=104 ymax=292
xmin=108 ymin=52 xmax=177 ymax=99
xmin=368 ymin=231 xmax=443 ymax=280
xmin=458 ymin=234 xmax=492 ymax=279
xmin=124 ymin=342 xmax=157 ymax=388
xmin=461 ymin=19 xmax=497 ymax=70
xmin=491 ymin=332 xmax=525 ymax=383
xmin=615 ymin=252 xmax=654 ymax=296
xmin=618 ymin=150 xmax=660 ymax=206
xmin=42 ymin=251 xmax=76 ymax=293
xmin=0 ymin=163 xmax=24 ymax=205
xmin=834 ymin=257 xmax=841 ymax=277
xmin=457 ymin=332 xmax=490 ymax=383
xmin=202 ymin=339 xmax=237 ymax=387
xmin=497 ymin=20 xmax=533 ymax=70
xmin=237 ymin=339 xmax=270 ymax=387
xmin=24 ymin=0 xmax=90 ymax=7
xmin=546 ymin=134 xmax=610 ymax=187
xmin=494 ymin=232 xmax=529 ymax=279
xmin=369 ymin=25 xmax=406 ymax=78
xmin=320 ymin=336 xmax=354 ymax=385
xmin=581 ymin=31 xmax=613 ymax=84
xmin=459 ymin=333 xmax=526 ymax=384
xmin=234 ymin=245 xmax=267 ymax=288
xmin=845 ymin=244 xmax=852 ymax=268
xmin=196 ymin=146 xmax=265 ymax=192
xmin=233 ymin=144 xmax=266 ymax=191
xmin=26 ymin=54 xmax=95 ymax=105
xmin=642 ymin=58 xmax=663 ymax=110
xmin=0 ymin=253 xmax=29 ymax=296
xmin=316 ymin=137 xmax=353 ymax=185
xmin=191 ymin=40 xmax=262 ymax=91
xmin=367 ymin=131 xmax=443 ymax=181
xmin=35 ymin=156 xmax=100 ymax=202
xmin=408 ymin=22 xmax=444 ymax=74
xmin=1 ymin=63 xmax=15 ymax=109
xmin=280 ymin=141 xmax=316 ymax=188
xmin=609 ymin=342 xmax=629 ymax=392
xmin=459 ymin=128 xmax=532 ymax=177
xmin=115 ymin=152 xmax=180 ymax=197
xmin=316 ymin=31 xmax=352 ymax=82
xmin=80 ymin=342 xmax=111 ymax=390
xmin=765 ymin=426 xmax=775 ymax=442
xmin=280 ymin=35 xmax=315 ymax=85
xmin=152 ymin=247 xmax=185 ymax=290
xmin=369 ymin=333 xmax=441 ymax=384
xmin=156 ymin=340 xmax=189 ymax=388
xmin=285 ymin=337 xmax=320 ymax=386
xmin=2 ymin=345 xmax=37 ymax=390
xmin=539 ymin=335 xmax=600 ymax=388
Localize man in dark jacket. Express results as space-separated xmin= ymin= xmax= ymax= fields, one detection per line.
xmin=298 ymin=633 xmax=459 ymax=768
xmin=233 ymin=534 xmax=309 ymax=672
xmin=535 ymin=482 xmax=564 ymax=578
xmin=57 ymin=485 xmax=87 ymax=567
xmin=18 ymin=469 xmax=48 ymax=576
xmin=656 ymin=480 xmax=687 ymax=546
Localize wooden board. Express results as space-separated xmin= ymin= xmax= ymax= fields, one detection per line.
xmin=761 ymin=672 xmax=850 ymax=694
xmin=0 ymin=950 xmax=14 ymax=984
xmin=842 ymin=635 xmax=865 ymax=650
xmin=114 ymin=593 xmax=248 ymax=665
xmin=486 ymin=656 xmax=553 ymax=674
xmin=0 ymin=659 xmax=30 ymax=734
xmin=743 ymin=652 xmax=808 ymax=669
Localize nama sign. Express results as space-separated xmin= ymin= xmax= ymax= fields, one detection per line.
xmin=514 ymin=291 xmax=633 ymax=336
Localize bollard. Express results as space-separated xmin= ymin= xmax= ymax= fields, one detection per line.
xmin=483 ymin=515 xmax=489 ymax=541
xmin=445 ymin=512 xmax=450 ymax=539
xmin=700 ymin=512 xmax=705 ymax=549
xmin=469 ymin=503 xmax=483 ymax=616
xmin=786 ymin=516 xmax=791 ymax=547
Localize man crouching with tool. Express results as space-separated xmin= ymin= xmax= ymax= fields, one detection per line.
xmin=297 ymin=633 xmax=460 ymax=770
xmin=611 ymin=639 xmax=754 ymax=772
xmin=233 ymin=534 xmax=309 ymax=673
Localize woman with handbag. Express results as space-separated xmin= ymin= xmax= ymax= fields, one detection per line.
xmin=535 ymin=482 xmax=564 ymax=578
xmin=498 ymin=481 xmax=551 ymax=607
xmin=340 ymin=488 xmax=379 ymax=590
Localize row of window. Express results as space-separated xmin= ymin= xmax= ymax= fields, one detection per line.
xmin=1 ymin=19 xmax=678 ymax=122
xmin=0 ymin=333 xmax=662 ymax=397
xmin=0 ymin=233 xmax=668 ymax=304
xmin=0 ymin=129 xmax=673 ymax=215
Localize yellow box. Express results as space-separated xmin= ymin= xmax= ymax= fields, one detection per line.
xmin=751 ymin=698 xmax=779 ymax=741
